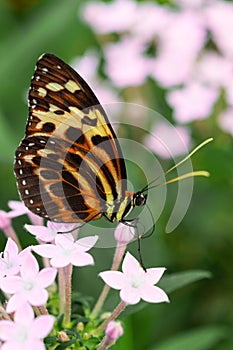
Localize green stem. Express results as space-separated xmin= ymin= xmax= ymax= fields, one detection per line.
xmin=58 ymin=268 xmax=66 ymax=316
xmin=91 ymin=244 xmax=126 ymax=319
xmin=97 ymin=300 xmax=127 ymax=334
xmin=64 ymin=264 xmax=73 ymax=326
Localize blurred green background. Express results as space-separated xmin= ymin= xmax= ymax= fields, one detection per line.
xmin=0 ymin=0 xmax=232 ymax=349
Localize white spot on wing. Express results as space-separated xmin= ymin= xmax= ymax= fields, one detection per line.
xmin=46 ymin=82 xmax=64 ymax=92
xmin=65 ymin=80 xmax=81 ymax=93
xmin=38 ymin=87 xmax=47 ymax=97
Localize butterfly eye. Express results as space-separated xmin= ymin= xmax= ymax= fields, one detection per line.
xmin=134 ymin=193 xmax=147 ymax=207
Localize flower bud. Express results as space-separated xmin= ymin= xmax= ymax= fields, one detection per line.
xmin=114 ymin=223 xmax=135 ymax=245
xmin=105 ymin=321 xmax=123 ymax=341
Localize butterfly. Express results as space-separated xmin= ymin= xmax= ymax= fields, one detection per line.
xmin=14 ymin=53 xmax=147 ymax=225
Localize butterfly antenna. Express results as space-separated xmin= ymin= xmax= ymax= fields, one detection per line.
xmin=142 ymin=202 xmax=156 ymax=239
xmin=135 ymin=224 xmax=147 ymax=272
xmin=141 ymin=138 xmax=213 ymax=193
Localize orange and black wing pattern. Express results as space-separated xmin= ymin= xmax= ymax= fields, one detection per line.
xmin=14 ymin=53 xmax=127 ymax=223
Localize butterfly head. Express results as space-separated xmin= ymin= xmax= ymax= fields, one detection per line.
xmin=133 ymin=192 xmax=147 ymax=207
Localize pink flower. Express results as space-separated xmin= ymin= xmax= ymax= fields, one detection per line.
xmin=218 ymin=108 xmax=233 ymax=137
xmin=195 ymin=51 xmax=233 ymax=88
xmin=151 ymin=11 xmax=206 ymax=87
xmin=32 ymin=233 xmax=98 ymax=268
xmin=144 ymin=122 xmax=191 ymax=159
xmin=0 ymin=303 xmax=54 ymax=350
xmin=25 ymin=221 xmax=76 ymax=243
xmin=104 ymin=38 xmax=150 ymax=87
xmin=1 ymin=253 xmax=57 ymax=313
xmin=167 ymin=82 xmax=218 ymax=123
xmin=132 ymin=3 xmax=171 ymax=42
xmin=72 ymin=51 xmax=122 ymax=118
xmin=0 ymin=238 xmax=30 ymax=277
xmin=205 ymin=1 xmax=233 ymax=58
xmin=83 ymin=0 xmax=137 ymax=34
xmin=8 ymin=200 xmax=43 ymax=226
xmin=99 ymin=252 xmax=169 ymax=305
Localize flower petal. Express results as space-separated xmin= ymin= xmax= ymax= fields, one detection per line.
xmin=14 ymin=303 xmax=34 ymax=324
xmin=50 ymin=254 xmax=70 ymax=268
xmin=27 ymin=288 xmax=48 ymax=306
xmin=145 ymin=267 xmax=166 ymax=285
xmin=75 ymin=236 xmax=98 ymax=252
xmin=140 ymin=285 xmax=169 ymax=303
xmin=122 ymin=252 xmax=141 ymax=275
xmin=37 ymin=268 xmax=57 ymax=288
xmin=120 ymin=287 xmax=141 ymax=305
xmin=55 ymin=233 xmax=74 ymax=248
xmin=0 ymin=320 xmax=14 ymax=341
xmin=32 ymin=244 xmax=57 ymax=258
xmin=99 ymin=271 xmax=124 ymax=289
xmin=32 ymin=315 xmax=55 ymax=338
xmin=6 ymin=294 xmax=27 ymax=313
xmin=1 ymin=276 xmax=21 ymax=294
xmin=70 ymin=251 xmax=94 ymax=266
xmin=4 ymin=238 xmax=18 ymax=257
xmin=20 ymin=254 xmax=39 ymax=279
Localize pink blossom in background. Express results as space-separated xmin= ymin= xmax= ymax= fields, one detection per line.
xmin=1 ymin=253 xmax=57 ymax=313
xmin=71 ymin=49 xmax=99 ymax=83
xmin=99 ymin=252 xmax=169 ymax=305
xmin=218 ymin=109 xmax=233 ymax=136
xmin=0 ymin=238 xmax=30 ymax=277
xmin=104 ymin=38 xmax=150 ymax=87
xmin=225 ymin=83 xmax=233 ymax=106
xmin=72 ymin=50 xmax=121 ymax=112
xmin=132 ymin=3 xmax=171 ymax=42
xmin=83 ymin=0 xmax=137 ymax=34
xmin=151 ymin=11 xmax=206 ymax=87
xmin=0 ymin=210 xmax=12 ymax=231
xmin=167 ymin=82 xmax=218 ymax=123
xmin=33 ymin=233 xmax=98 ymax=268
xmin=25 ymin=221 xmax=76 ymax=243
xmin=8 ymin=200 xmax=43 ymax=226
xmin=0 ymin=303 xmax=54 ymax=350
xmin=205 ymin=1 xmax=233 ymax=58
xmin=195 ymin=51 xmax=233 ymax=88
xmin=144 ymin=122 xmax=191 ymax=159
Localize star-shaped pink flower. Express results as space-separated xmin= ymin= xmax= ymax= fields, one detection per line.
xmin=32 ymin=233 xmax=98 ymax=268
xmin=1 ymin=253 xmax=57 ymax=313
xmin=0 ymin=238 xmax=30 ymax=277
xmin=99 ymin=252 xmax=169 ymax=305
xmin=25 ymin=221 xmax=76 ymax=243
xmin=0 ymin=303 xmax=54 ymax=350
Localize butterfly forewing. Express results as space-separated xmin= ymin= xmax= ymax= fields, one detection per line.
xmin=14 ymin=53 xmax=127 ymax=223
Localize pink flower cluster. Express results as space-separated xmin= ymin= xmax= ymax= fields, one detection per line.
xmin=0 ymin=201 xmax=169 ymax=348
xmin=82 ymin=0 xmax=233 ymax=145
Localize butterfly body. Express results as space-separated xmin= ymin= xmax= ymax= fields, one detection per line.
xmin=14 ymin=53 xmax=146 ymax=224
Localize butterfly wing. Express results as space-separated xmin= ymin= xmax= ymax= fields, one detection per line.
xmin=14 ymin=53 xmax=127 ymax=223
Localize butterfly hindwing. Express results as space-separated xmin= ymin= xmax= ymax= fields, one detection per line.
xmin=14 ymin=53 xmax=127 ymax=222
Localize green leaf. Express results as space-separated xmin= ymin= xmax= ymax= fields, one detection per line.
xmin=0 ymin=110 xmax=15 ymax=161
xmin=159 ymin=270 xmax=212 ymax=293
xmin=149 ymin=325 xmax=229 ymax=350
